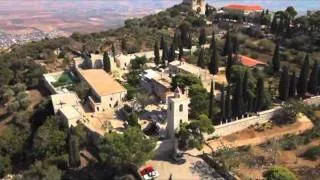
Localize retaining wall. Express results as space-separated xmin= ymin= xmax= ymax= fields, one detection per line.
xmin=205 ymin=95 xmax=320 ymax=138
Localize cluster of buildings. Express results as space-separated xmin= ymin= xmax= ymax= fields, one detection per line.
xmin=0 ymin=30 xmax=60 ymax=49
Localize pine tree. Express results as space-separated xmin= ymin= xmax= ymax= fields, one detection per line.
xmin=103 ymin=51 xmax=111 ymax=73
xmin=68 ymin=128 xmax=81 ymax=168
xmin=208 ymin=32 xmax=219 ymax=75
xmin=111 ymin=43 xmax=116 ymax=60
xmin=289 ymin=71 xmax=297 ymax=97
xmin=225 ymin=85 xmax=232 ymax=120
xmin=154 ymin=41 xmax=160 ymax=66
xmin=199 ymin=28 xmax=206 ymax=46
xmin=278 ymin=66 xmax=290 ymax=101
xmin=179 ymin=44 xmax=183 ymax=60
xmin=233 ymin=76 xmax=243 ymax=117
xmin=220 ymin=85 xmax=226 ymax=122
xmin=297 ymin=54 xmax=310 ymax=97
xmin=222 ymin=29 xmax=232 ymax=56
xmin=162 ymin=41 xmax=168 ymax=66
xmin=272 ymin=41 xmax=280 ymax=72
xmin=197 ymin=48 xmax=205 ymax=68
xmin=209 ymin=80 xmax=214 ymax=120
xmin=256 ymin=77 xmax=264 ymax=112
xmin=308 ymin=60 xmax=318 ymax=94
xmin=168 ymin=43 xmax=176 ymax=63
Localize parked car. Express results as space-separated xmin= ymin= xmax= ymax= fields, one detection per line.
xmin=140 ymin=166 xmax=160 ymax=180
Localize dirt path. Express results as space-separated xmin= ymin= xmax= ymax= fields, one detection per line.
xmin=189 ymin=114 xmax=314 ymax=155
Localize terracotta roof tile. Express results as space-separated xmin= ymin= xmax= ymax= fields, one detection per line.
xmin=237 ymin=55 xmax=267 ymax=67
xmin=224 ymin=4 xmax=263 ymax=11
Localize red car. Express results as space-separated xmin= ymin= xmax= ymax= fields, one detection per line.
xmin=140 ymin=166 xmax=160 ymax=180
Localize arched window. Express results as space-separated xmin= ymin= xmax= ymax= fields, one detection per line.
xmin=179 ymin=104 xmax=183 ymax=112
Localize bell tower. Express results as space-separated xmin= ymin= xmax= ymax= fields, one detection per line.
xmin=166 ymin=87 xmax=190 ymax=139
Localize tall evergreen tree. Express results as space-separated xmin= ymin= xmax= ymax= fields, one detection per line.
xmin=243 ymin=70 xmax=249 ymax=100
xmin=68 ymin=128 xmax=81 ymax=168
xmin=173 ymin=30 xmax=181 ymax=49
xmin=208 ymin=34 xmax=219 ymax=75
xmin=225 ymin=44 xmax=234 ymax=83
xmin=121 ymin=38 xmax=127 ymax=52
xmin=289 ymin=71 xmax=297 ymax=97
xmin=161 ymin=41 xmax=168 ymax=66
xmin=297 ymin=54 xmax=310 ymax=97
xmin=278 ymin=66 xmax=290 ymax=101
xmin=210 ymin=30 xmax=216 ymax=50
xmin=208 ymin=80 xmax=214 ymax=120
xmin=271 ymin=15 xmax=278 ymax=34
xmin=199 ymin=28 xmax=206 ymax=46
xmin=256 ymin=77 xmax=264 ymax=112
xmin=103 ymin=51 xmax=111 ymax=73
xmin=187 ymin=33 xmax=192 ymax=49
xmin=197 ymin=48 xmax=205 ymax=68
xmin=111 ymin=43 xmax=116 ymax=60
xmin=272 ymin=41 xmax=280 ymax=72
xmin=233 ymin=36 xmax=239 ymax=54
xmin=168 ymin=43 xmax=176 ymax=63
xmin=178 ymin=44 xmax=183 ymax=60
xmin=308 ymin=60 xmax=318 ymax=94
xmin=225 ymin=85 xmax=232 ymax=120
xmin=154 ymin=41 xmax=160 ymax=65
xmin=220 ymin=85 xmax=226 ymax=122
xmin=222 ymin=29 xmax=232 ymax=56
xmin=160 ymin=35 xmax=165 ymax=50
xmin=233 ymin=76 xmax=243 ymax=117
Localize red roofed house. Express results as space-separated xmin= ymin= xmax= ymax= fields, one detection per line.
xmin=223 ymin=4 xmax=263 ymax=15
xmin=236 ymin=55 xmax=268 ymax=70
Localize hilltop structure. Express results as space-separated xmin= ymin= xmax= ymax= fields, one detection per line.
xmin=183 ymin=0 xmax=206 ymax=15
xmin=223 ymin=4 xmax=263 ymax=15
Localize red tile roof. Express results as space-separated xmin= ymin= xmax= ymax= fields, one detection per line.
xmin=237 ymin=55 xmax=267 ymax=67
xmin=224 ymin=4 xmax=263 ymax=11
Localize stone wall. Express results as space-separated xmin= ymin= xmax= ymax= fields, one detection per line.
xmin=205 ymin=95 xmax=320 ymax=138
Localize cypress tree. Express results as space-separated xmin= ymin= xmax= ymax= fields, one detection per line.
xmin=233 ymin=36 xmax=239 ymax=54
xmin=197 ymin=48 xmax=205 ymax=68
xmin=220 ymin=85 xmax=226 ymax=122
xmin=256 ymin=77 xmax=264 ymax=112
xmin=68 ymin=128 xmax=81 ymax=168
xmin=208 ymin=32 xmax=219 ymax=75
xmin=289 ymin=71 xmax=297 ymax=97
xmin=160 ymin=35 xmax=165 ymax=50
xmin=222 ymin=29 xmax=232 ymax=56
xmin=162 ymin=41 xmax=168 ymax=66
xmin=272 ymin=41 xmax=280 ymax=73
xmin=154 ymin=41 xmax=160 ymax=65
xmin=168 ymin=43 xmax=176 ymax=63
xmin=208 ymin=80 xmax=214 ymax=120
xmin=199 ymin=27 xmax=206 ymax=46
xmin=225 ymin=44 xmax=233 ymax=83
xmin=225 ymin=85 xmax=232 ymax=120
xmin=179 ymin=44 xmax=183 ymax=60
xmin=308 ymin=60 xmax=318 ymax=94
xmin=271 ymin=15 xmax=278 ymax=34
xmin=233 ymin=76 xmax=243 ymax=117
xmin=297 ymin=54 xmax=310 ymax=97
xmin=187 ymin=33 xmax=192 ymax=49
xmin=278 ymin=66 xmax=290 ymax=101
xmin=243 ymin=70 xmax=249 ymax=100
xmin=103 ymin=51 xmax=111 ymax=73
xmin=173 ymin=31 xmax=181 ymax=49
xmin=210 ymin=30 xmax=216 ymax=50
xmin=121 ymin=38 xmax=127 ymax=52
xmin=111 ymin=43 xmax=116 ymax=60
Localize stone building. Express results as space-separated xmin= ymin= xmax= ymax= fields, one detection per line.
xmin=183 ymin=0 xmax=206 ymax=14
xmin=166 ymin=87 xmax=190 ymax=139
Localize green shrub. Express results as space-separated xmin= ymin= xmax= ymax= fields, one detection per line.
xmin=263 ymin=166 xmax=297 ymax=180
xmin=301 ymin=146 xmax=320 ymax=160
